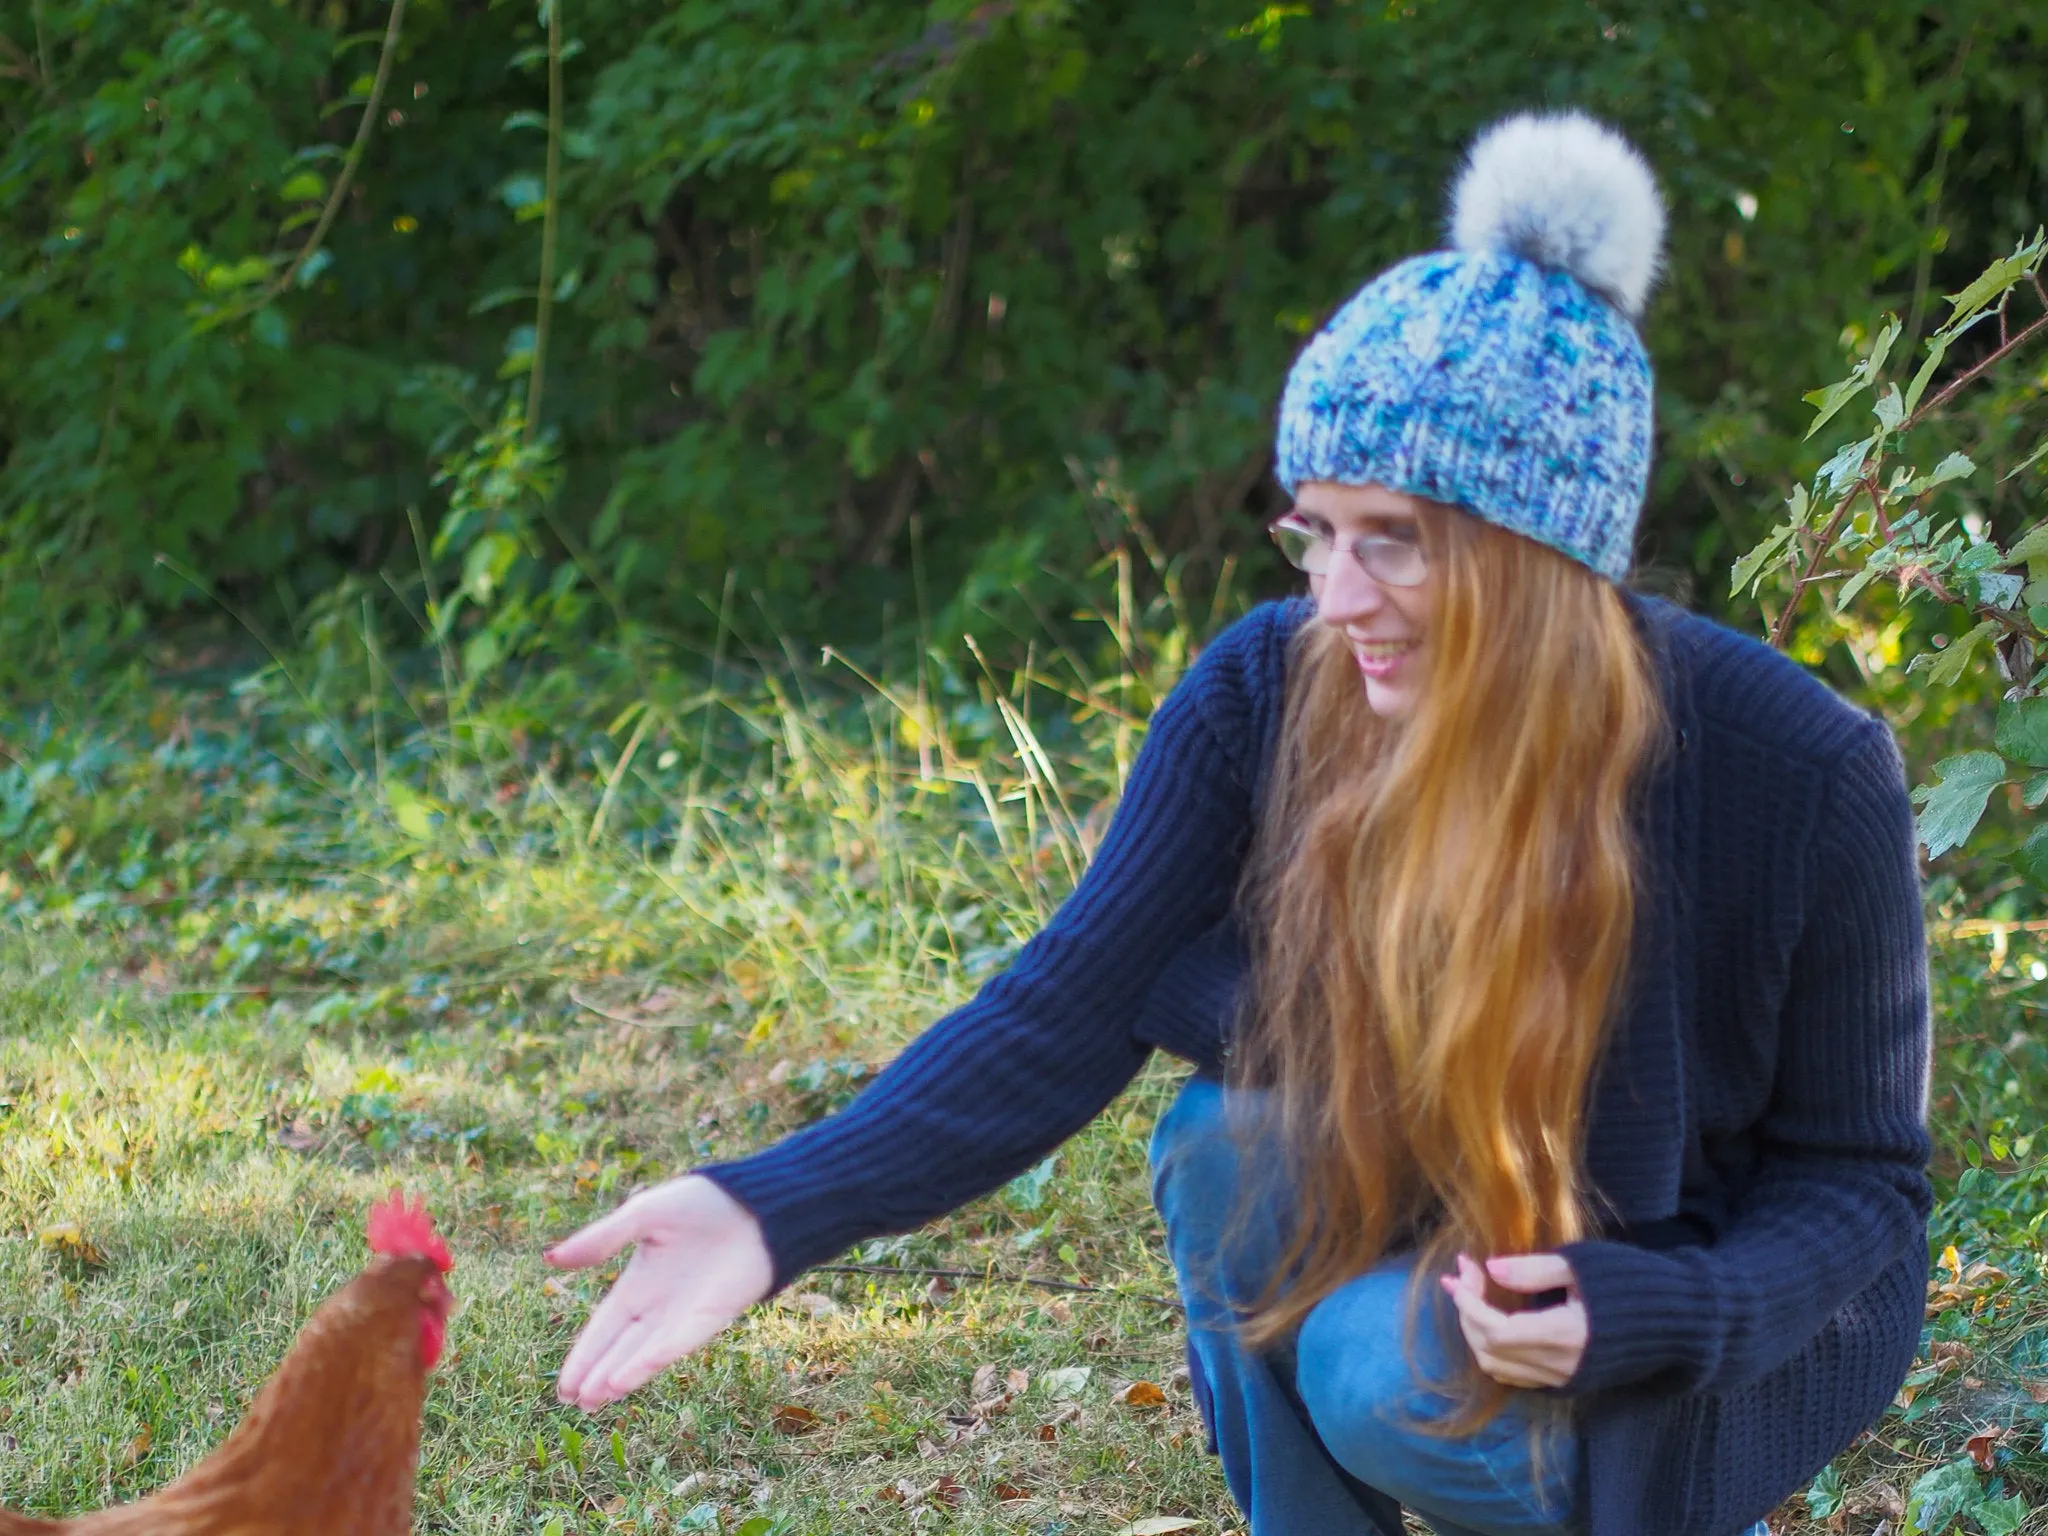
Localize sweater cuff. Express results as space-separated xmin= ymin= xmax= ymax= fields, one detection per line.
xmin=1557 ymin=1237 xmax=1711 ymax=1394
xmin=697 ymin=1150 xmax=849 ymax=1296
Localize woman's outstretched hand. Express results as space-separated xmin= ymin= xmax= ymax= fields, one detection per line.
xmin=547 ymin=1174 xmax=774 ymax=1410
xmin=1440 ymin=1251 xmax=1587 ymax=1389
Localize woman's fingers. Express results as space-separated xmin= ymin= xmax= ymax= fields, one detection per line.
xmin=1441 ymin=1251 xmax=1587 ymax=1388
xmin=545 ymin=1193 xmax=653 ymax=1271
xmin=556 ymin=1287 xmax=640 ymax=1403
xmin=572 ymin=1312 xmax=661 ymax=1409
xmin=1483 ymin=1251 xmax=1577 ymax=1295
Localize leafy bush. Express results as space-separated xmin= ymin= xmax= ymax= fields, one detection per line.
xmin=7 ymin=0 xmax=2047 ymax=679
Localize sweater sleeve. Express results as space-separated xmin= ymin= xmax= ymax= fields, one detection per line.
xmin=1558 ymin=717 xmax=1934 ymax=1397
xmin=697 ymin=626 xmax=1269 ymax=1292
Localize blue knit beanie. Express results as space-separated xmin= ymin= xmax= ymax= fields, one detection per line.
xmin=1275 ymin=111 xmax=1665 ymax=582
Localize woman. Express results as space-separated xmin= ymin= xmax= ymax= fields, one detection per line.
xmin=543 ymin=113 xmax=1932 ymax=1536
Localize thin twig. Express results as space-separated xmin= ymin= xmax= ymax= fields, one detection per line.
xmin=523 ymin=0 xmax=564 ymax=442
xmin=263 ymin=0 xmax=409 ymax=305
xmin=815 ymin=1262 xmax=1183 ymax=1309
xmin=1907 ymin=304 xmax=2048 ymax=430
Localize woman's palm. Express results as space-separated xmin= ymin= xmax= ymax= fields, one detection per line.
xmin=548 ymin=1175 xmax=773 ymax=1409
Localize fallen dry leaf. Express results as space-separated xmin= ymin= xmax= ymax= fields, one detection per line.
xmin=122 ymin=1427 xmax=151 ymax=1466
xmin=1115 ymin=1380 xmax=1168 ymax=1409
xmin=1965 ymin=1426 xmax=2002 ymax=1472
xmin=970 ymin=1363 xmax=999 ymax=1399
xmin=932 ymin=1475 xmax=966 ymax=1509
xmin=2024 ymin=1378 xmax=2048 ymax=1404
xmin=1006 ymin=1367 xmax=1030 ymax=1395
xmin=1842 ymin=1479 xmax=1903 ymax=1520
xmin=37 ymin=1223 xmax=106 ymax=1267
xmin=1115 ymin=1518 xmax=1203 ymax=1535
xmin=783 ymin=1290 xmax=841 ymax=1319
xmin=1929 ymin=1340 xmax=1972 ymax=1369
xmin=994 ymin=1480 xmax=1031 ymax=1503
xmin=771 ymin=1403 xmax=819 ymax=1434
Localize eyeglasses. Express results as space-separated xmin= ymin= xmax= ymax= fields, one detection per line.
xmin=1267 ymin=515 xmax=1429 ymax=588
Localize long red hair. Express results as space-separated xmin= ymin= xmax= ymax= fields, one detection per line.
xmin=1230 ymin=501 xmax=1663 ymax=1427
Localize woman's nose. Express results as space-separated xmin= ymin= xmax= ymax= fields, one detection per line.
xmin=1316 ymin=549 xmax=1385 ymax=627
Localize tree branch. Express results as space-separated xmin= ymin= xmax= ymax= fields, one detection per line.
xmin=523 ymin=0 xmax=564 ymax=444
xmin=264 ymin=0 xmax=410 ymax=305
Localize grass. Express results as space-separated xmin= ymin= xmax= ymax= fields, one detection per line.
xmin=0 ymin=596 xmax=2046 ymax=1535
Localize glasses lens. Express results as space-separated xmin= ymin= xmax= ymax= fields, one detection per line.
xmin=1359 ymin=538 xmax=1427 ymax=588
xmin=1269 ymin=521 xmax=1327 ymax=574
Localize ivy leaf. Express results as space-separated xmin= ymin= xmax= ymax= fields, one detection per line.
xmin=1996 ymin=697 xmax=2048 ymax=767
xmin=1909 ymin=752 xmax=2006 ymax=859
xmin=1804 ymin=1464 xmax=1844 ymax=1520
xmin=1903 ymin=1457 xmax=1982 ymax=1535
xmin=1978 ymin=1493 xmax=2031 ymax=1536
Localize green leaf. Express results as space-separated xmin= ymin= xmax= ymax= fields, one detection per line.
xmin=2024 ymin=772 xmax=2048 ymax=809
xmin=1910 ymin=752 xmax=2006 ymax=859
xmin=1903 ymin=1457 xmax=1982 ymax=1535
xmin=1804 ymin=1464 xmax=1844 ymax=1520
xmin=610 ymin=1428 xmax=627 ymax=1472
xmin=500 ymin=174 xmax=546 ymax=211
xmin=2003 ymin=436 xmax=2048 ymax=484
xmin=1872 ymin=383 xmax=1904 ymax=432
xmin=1935 ymin=232 xmax=2047 ymax=338
xmin=1978 ymin=1493 xmax=2029 ymax=1536
xmin=279 ymin=170 xmax=327 ymax=202
xmin=1003 ymin=1152 xmax=1058 ymax=1211
xmin=1902 ymin=333 xmax=1950 ymax=417
xmin=384 ymin=780 xmax=437 ymax=841
xmin=1729 ymin=522 xmax=1795 ymax=597
xmin=1996 ymin=697 xmax=2048 ymax=766
xmin=1902 ymin=451 xmax=1976 ymax=498
xmin=2015 ymin=824 xmax=2048 ymax=887
xmin=734 ymin=1519 xmax=779 ymax=1536
xmin=1803 ymin=317 xmax=1900 ymax=439
xmin=1815 ymin=432 xmax=1877 ymax=499
xmin=1978 ymin=571 xmax=2024 ymax=609
xmin=1907 ymin=620 xmax=1999 ymax=688
xmin=1834 ymin=562 xmax=1883 ymax=613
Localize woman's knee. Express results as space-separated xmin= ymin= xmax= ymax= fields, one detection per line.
xmin=1150 ymin=1077 xmax=1288 ymax=1302
xmin=1293 ymin=1263 xmax=1442 ymax=1484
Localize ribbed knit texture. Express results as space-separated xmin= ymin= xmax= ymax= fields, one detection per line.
xmin=704 ymin=596 xmax=1933 ymax=1536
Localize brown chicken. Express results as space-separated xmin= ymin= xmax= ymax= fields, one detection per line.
xmin=0 ymin=1191 xmax=456 ymax=1536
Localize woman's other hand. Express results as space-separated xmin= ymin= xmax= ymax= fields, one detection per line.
xmin=1439 ymin=1251 xmax=1587 ymax=1389
xmin=547 ymin=1174 xmax=774 ymax=1409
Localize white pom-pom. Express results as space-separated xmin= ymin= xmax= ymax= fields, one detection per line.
xmin=1448 ymin=111 xmax=1665 ymax=320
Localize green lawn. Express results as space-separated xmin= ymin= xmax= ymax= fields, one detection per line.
xmin=0 ymin=644 xmax=2043 ymax=1534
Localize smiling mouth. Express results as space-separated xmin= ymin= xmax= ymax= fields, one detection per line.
xmin=1351 ymin=639 xmax=1419 ymax=680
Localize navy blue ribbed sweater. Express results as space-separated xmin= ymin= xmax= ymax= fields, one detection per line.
xmin=705 ymin=596 xmax=1934 ymax=1536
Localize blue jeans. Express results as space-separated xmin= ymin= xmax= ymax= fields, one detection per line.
xmin=1149 ymin=1076 xmax=1773 ymax=1536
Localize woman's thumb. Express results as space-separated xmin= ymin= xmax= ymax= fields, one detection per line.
xmin=545 ymin=1196 xmax=651 ymax=1269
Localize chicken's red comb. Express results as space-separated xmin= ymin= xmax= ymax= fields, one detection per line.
xmin=366 ymin=1190 xmax=453 ymax=1273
